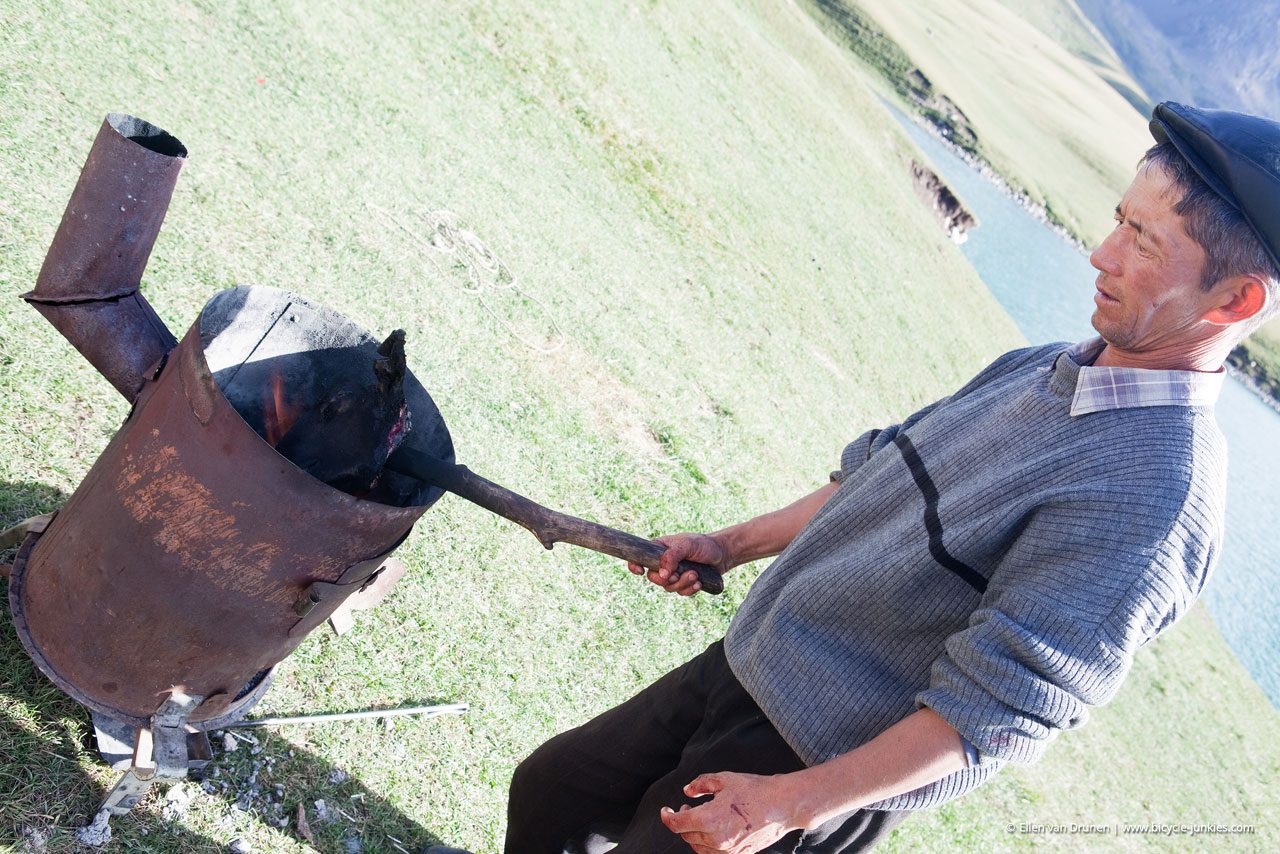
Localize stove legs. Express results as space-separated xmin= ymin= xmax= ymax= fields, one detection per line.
xmin=98 ymin=690 xmax=205 ymax=816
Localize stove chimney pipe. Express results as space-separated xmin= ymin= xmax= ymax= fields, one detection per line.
xmin=22 ymin=113 xmax=184 ymax=402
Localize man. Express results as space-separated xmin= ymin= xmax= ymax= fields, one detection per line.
xmin=504 ymin=102 xmax=1280 ymax=853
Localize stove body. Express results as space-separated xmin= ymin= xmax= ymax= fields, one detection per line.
xmin=12 ymin=115 xmax=452 ymax=733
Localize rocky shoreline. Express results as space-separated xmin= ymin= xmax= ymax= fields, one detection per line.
xmin=908 ymin=159 xmax=977 ymax=243
xmin=902 ymin=107 xmax=1087 ymax=250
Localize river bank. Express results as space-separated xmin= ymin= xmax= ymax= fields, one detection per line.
xmin=1228 ymin=347 xmax=1280 ymax=412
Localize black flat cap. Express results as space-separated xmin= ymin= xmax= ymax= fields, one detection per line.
xmin=1150 ymin=101 xmax=1280 ymax=274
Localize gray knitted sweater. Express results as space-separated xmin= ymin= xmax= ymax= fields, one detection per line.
xmin=723 ymin=342 xmax=1227 ymax=811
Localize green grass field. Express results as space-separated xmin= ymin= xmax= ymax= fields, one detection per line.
xmin=1 ymin=1 xmax=1277 ymax=852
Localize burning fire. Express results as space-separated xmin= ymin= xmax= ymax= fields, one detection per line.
xmin=262 ymin=369 xmax=300 ymax=447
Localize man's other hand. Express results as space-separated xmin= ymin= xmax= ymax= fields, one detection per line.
xmin=659 ymin=771 xmax=801 ymax=853
xmin=627 ymin=533 xmax=730 ymax=596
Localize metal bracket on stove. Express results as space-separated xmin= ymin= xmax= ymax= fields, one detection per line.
xmin=99 ymin=689 xmax=204 ymax=816
xmin=0 ymin=512 xmax=55 ymax=552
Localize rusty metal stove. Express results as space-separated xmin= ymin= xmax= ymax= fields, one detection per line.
xmin=9 ymin=114 xmax=453 ymax=816
xmin=10 ymin=285 xmax=452 ymax=727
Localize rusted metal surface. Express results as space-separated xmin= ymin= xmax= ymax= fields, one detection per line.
xmin=23 ymin=113 xmax=184 ymax=401
xmin=9 ymin=289 xmax=453 ymax=728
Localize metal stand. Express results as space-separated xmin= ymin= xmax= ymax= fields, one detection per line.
xmin=93 ymin=713 xmax=213 ymax=772
xmin=99 ymin=690 xmax=203 ymax=816
xmin=0 ymin=514 xmax=53 ymax=577
xmin=93 ymin=696 xmax=467 ymax=816
xmin=223 ymin=702 xmax=468 ymax=729
xmin=326 ymin=558 xmax=408 ymax=635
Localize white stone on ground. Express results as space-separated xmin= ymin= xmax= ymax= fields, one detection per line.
xmin=74 ymin=810 xmax=112 ymax=848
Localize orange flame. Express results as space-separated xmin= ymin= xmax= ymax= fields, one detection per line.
xmin=262 ymin=369 xmax=300 ymax=447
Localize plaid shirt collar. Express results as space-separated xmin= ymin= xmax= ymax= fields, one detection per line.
xmin=1061 ymin=337 xmax=1225 ymax=416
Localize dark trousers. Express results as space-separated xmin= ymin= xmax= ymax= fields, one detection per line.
xmin=506 ymin=641 xmax=908 ymax=853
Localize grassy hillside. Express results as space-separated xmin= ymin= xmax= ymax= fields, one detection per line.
xmin=990 ymin=0 xmax=1152 ymax=115
xmin=1 ymin=1 xmax=1277 ymax=852
xmin=1 ymin=1 xmax=1015 ymax=851
xmin=844 ymin=0 xmax=1152 ymax=248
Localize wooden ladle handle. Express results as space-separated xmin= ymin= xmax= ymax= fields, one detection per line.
xmin=385 ymin=447 xmax=725 ymax=595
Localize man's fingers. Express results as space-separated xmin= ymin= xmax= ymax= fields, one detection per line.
xmin=661 ymin=809 xmax=721 ymax=852
xmin=659 ymin=805 xmax=689 ymax=833
xmin=684 ymin=773 xmax=724 ymax=798
xmin=643 ymin=568 xmax=700 ymax=595
xmin=659 ymin=547 xmax=683 ymax=575
xmin=629 ymin=533 xmax=727 ymax=588
xmin=658 ymin=534 xmax=701 ymax=575
xmin=675 ymin=570 xmax=702 ymax=596
xmin=632 ymin=534 xmax=718 ymax=593
xmin=660 ymin=804 xmax=714 ymax=838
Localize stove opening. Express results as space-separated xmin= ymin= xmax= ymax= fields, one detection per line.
xmin=199 ymin=286 xmax=450 ymax=507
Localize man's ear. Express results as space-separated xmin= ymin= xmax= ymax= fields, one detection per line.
xmin=1203 ymin=275 xmax=1268 ymax=326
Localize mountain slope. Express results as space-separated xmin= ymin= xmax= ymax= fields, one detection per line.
xmin=1075 ymin=0 xmax=1280 ymax=119
xmin=832 ymin=0 xmax=1151 ymax=246
xmin=989 ymin=0 xmax=1151 ymax=114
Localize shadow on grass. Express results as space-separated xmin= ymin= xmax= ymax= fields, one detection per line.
xmin=2 ymin=481 xmax=448 ymax=852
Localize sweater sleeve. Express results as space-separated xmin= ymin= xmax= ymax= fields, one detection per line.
xmin=916 ymin=488 xmax=1221 ymax=767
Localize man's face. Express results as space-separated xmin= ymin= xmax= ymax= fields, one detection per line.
xmin=1088 ymin=164 xmax=1218 ymax=354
